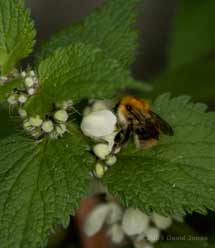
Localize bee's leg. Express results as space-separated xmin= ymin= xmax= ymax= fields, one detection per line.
xmin=112 ymin=126 xmax=131 ymax=153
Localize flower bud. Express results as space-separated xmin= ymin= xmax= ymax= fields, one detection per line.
xmin=95 ymin=162 xmax=105 ymax=178
xmin=21 ymin=71 xmax=27 ymax=78
xmin=42 ymin=120 xmax=54 ymax=133
xmin=106 ymin=155 xmax=117 ymax=166
xmin=7 ymin=95 xmax=18 ymax=105
xmin=18 ymin=94 xmax=27 ymax=104
xmin=152 ymin=213 xmax=172 ymax=230
xmin=29 ymin=115 xmax=43 ymax=127
xmin=27 ymin=88 xmax=36 ymax=95
xmin=56 ymin=123 xmax=67 ymax=136
xmin=81 ymin=110 xmax=117 ymax=138
xmin=23 ymin=120 xmax=33 ymax=131
xmin=91 ymin=100 xmax=108 ymax=112
xmin=31 ymin=128 xmax=42 ymax=138
xmin=0 ymin=76 xmax=8 ymax=83
xmin=84 ymin=204 xmax=110 ymax=236
xmin=18 ymin=108 xmax=27 ymax=118
xmin=122 ymin=209 xmax=150 ymax=236
xmin=107 ymin=202 xmax=123 ymax=224
xmin=62 ymin=100 xmax=73 ymax=110
xmin=93 ymin=143 xmax=110 ymax=159
xmin=54 ymin=110 xmax=69 ymax=122
xmin=30 ymin=70 xmax=35 ymax=77
xmin=25 ymin=77 xmax=34 ymax=88
xmin=108 ymin=224 xmax=124 ymax=244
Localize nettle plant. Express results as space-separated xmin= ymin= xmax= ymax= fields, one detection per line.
xmin=0 ymin=0 xmax=215 ymax=248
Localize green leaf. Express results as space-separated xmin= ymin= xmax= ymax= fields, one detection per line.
xmin=0 ymin=132 xmax=92 ymax=248
xmin=0 ymin=0 xmax=36 ymax=74
xmin=26 ymin=43 xmax=149 ymax=117
xmin=37 ymin=0 xmax=141 ymax=68
xmin=151 ymin=57 xmax=215 ymax=102
xmin=0 ymin=105 xmax=18 ymax=138
xmin=167 ymin=0 xmax=215 ymax=70
xmin=0 ymin=78 xmax=23 ymax=101
xmin=103 ymin=94 xmax=215 ymax=216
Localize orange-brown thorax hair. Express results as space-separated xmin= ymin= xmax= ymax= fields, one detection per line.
xmin=118 ymin=96 xmax=150 ymax=115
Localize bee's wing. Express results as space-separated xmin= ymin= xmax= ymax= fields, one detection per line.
xmin=128 ymin=107 xmax=160 ymax=139
xmin=149 ymin=110 xmax=174 ymax=136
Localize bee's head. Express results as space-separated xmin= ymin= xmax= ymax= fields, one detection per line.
xmin=118 ymin=96 xmax=150 ymax=113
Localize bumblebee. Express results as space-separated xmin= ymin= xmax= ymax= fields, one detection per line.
xmin=113 ymin=96 xmax=174 ymax=151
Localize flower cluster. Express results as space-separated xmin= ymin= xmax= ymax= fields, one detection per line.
xmin=84 ymin=202 xmax=179 ymax=248
xmin=80 ymin=100 xmax=120 ymax=178
xmin=23 ymin=100 xmax=73 ymax=139
xmin=4 ymin=69 xmax=74 ymax=139
xmin=0 ymin=69 xmax=19 ymax=85
xmin=7 ymin=70 xmax=39 ymax=108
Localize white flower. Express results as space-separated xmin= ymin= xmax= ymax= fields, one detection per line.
xmin=29 ymin=115 xmax=43 ymax=127
xmin=152 ymin=213 xmax=172 ymax=230
xmin=84 ymin=204 xmax=110 ymax=236
xmin=23 ymin=120 xmax=33 ymax=131
xmin=54 ymin=110 xmax=69 ymax=123
xmin=62 ymin=100 xmax=73 ymax=110
xmin=56 ymin=123 xmax=67 ymax=136
xmin=108 ymin=224 xmax=124 ymax=244
xmin=107 ymin=202 xmax=123 ymax=224
xmin=21 ymin=71 xmax=27 ymax=78
xmin=106 ymin=155 xmax=117 ymax=166
xmin=0 ymin=76 xmax=8 ymax=83
xmin=81 ymin=110 xmax=117 ymax=138
xmin=145 ymin=227 xmax=160 ymax=243
xmin=91 ymin=100 xmax=109 ymax=112
xmin=7 ymin=95 xmax=17 ymax=105
xmin=31 ymin=128 xmax=42 ymax=138
xmin=122 ymin=209 xmax=150 ymax=236
xmin=27 ymin=88 xmax=36 ymax=95
xmin=30 ymin=70 xmax=35 ymax=77
xmin=93 ymin=143 xmax=110 ymax=159
xmin=18 ymin=108 xmax=27 ymax=118
xmin=94 ymin=162 xmax=105 ymax=178
xmin=24 ymin=77 xmax=34 ymax=88
xmin=18 ymin=94 xmax=27 ymax=104
xmin=42 ymin=120 xmax=54 ymax=133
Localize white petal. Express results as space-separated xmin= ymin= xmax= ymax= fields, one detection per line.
xmin=93 ymin=143 xmax=110 ymax=159
xmin=106 ymin=155 xmax=117 ymax=166
xmin=81 ymin=110 xmax=117 ymax=138
xmin=122 ymin=209 xmax=150 ymax=236
xmin=102 ymin=131 xmax=118 ymax=150
xmin=18 ymin=95 xmax=28 ymax=104
xmin=18 ymin=108 xmax=27 ymax=118
xmin=29 ymin=116 xmax=43 ymax=127
xmin=91 ymin=100 xmax=109 ymax=112
xmin=84 ymin=204 xmax=110 ymax=236
xmin=152 ymin=213 xmax=172 ymax=230
xmin=94 ymin=162 xmax=105 ymax=178
xmin=42 ymin=120 xmax=54 ymax=133
xmin=108 ymin=224 xmax=124 ymax=244
xmin=7 ymin=95 xmax=17 ymax=105
xmin=27 ymin=88 xmax=36 ymax=95
xmin=106 ymin=202 xmax=123 ymax=224
xmin=25 ymin=77 xmax=34 ymax=87
xmin=54 ymin=110 xmax=69 ymax=122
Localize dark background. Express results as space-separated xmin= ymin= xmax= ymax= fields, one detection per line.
xmin=25 ymin=0 xmax=178 ymax=80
